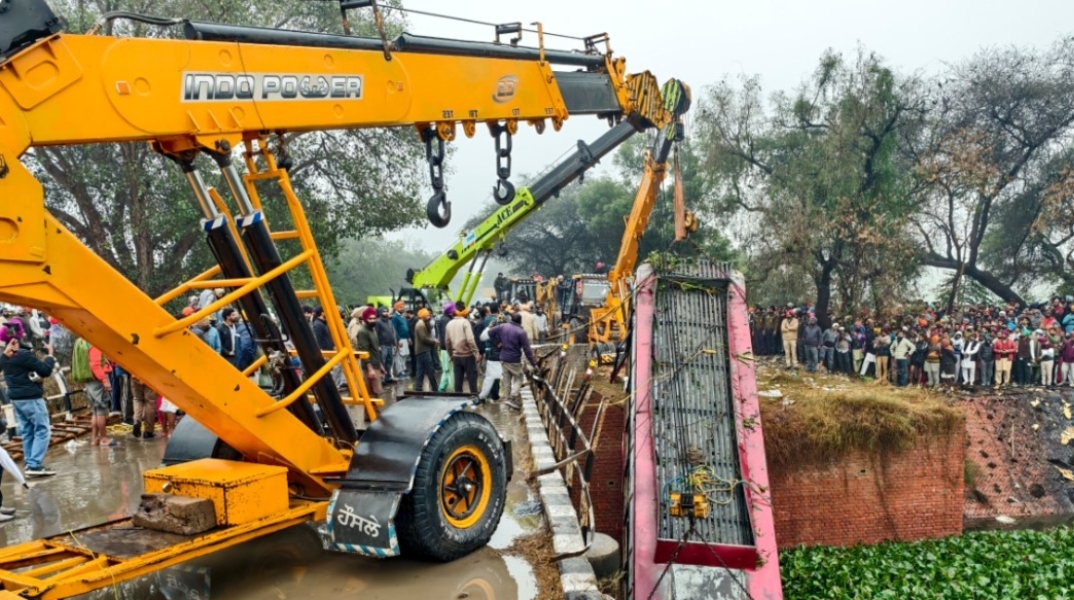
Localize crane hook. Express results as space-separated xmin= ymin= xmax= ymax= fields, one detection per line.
xmin=427 ymin=191 xmax=451 ymax=228
xmin=493 ymin=179 xmax=515 ymax=205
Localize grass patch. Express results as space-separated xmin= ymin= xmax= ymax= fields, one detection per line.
xmin=781 ymin=528 xmax=1074 ymax=599
xmin=757 ymin=366 xmax=963 ymax=471
xmin=964 ymin=459 xmax=982 ymax=488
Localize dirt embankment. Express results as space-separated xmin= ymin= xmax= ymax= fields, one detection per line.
xmin=753 ymin=359 xmax=1074 ymax=528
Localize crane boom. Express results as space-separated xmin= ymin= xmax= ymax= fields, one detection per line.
xmin=407 ymin=120 xmax=641 ymax=307
xmin=589 ymin=80 xmax=692 ymax=344
xmin=0 ymin=2 xmax=690 ymax=594
xmin=0 ymin=0 xmax=662 ymax=487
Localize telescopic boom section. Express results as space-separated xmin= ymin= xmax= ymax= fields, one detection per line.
xmin=407 ymin=120 xmax=641 ymax=305
xmin=590 ymin=79 xmax=691 ymax=344
xmin=0 ymin=2 xmax=669 ymax=494
xmin=406 ymin=76 xmax=686 ymax=306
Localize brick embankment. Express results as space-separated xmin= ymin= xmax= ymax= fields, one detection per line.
xmin=768 ymin=432 xmax=965 ymax=548
xmin=564 ymin=401 xmax=625 ymax=544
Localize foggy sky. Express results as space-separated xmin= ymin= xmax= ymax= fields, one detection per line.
xmin=384 ymin=0 xmax=1074 ymax=253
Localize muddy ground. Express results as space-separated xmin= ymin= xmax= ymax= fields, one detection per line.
xmin=0 ymin=402 xmax=553 ymax=600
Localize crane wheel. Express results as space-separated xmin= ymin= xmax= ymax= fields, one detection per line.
xmin=396 ymin=411 xmax=507 ymax=561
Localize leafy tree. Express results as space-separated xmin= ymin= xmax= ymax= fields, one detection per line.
xmin=696 ymin=49 xmax=924 ymax=324
xmin=325 ymin=238 xmax=435 ymax=306
xmin=459 ymin=134 xmax=735 ymax=278
xmin=908 ymin=38 xmax=1074 ymax=307
xmin=33 ymin=0 xmax=424 ymax=296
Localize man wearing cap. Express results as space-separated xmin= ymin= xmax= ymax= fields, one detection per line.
xmin=492 ymin=312 xmax=538 ymax=407
xmin=780 ymin=310 xmax=799 ymax=368
xmin=518 ymin=303 xmax=538 ymax=342
xmin=346 ymin=307 xmax=365 ymax=345
xmin=374 ymin=307 xmax=397 ymax=385
xmin=412 ymin=308 xmax=439 ymax=392
xmin=391 ymin=301 xmax=411 ymax=380
xmin=446 ymin=306 xmax=480 ymax=393
xmin=353 ymin=308 xmax=384 ymax=396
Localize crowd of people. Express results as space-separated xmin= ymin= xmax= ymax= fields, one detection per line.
xmin=751 ymin=297 xmax=1074 ymax=389
xmin=0 ymin=288 xmax=548 ymax=525
xmin=347 ymin=298 xmax=541 ymax=406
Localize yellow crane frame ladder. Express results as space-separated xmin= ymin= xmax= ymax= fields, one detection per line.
xmin=0 ymin=1 xmax=675 ymax=597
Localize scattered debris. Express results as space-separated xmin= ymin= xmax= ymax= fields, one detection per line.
xmin=995 ymin=515 xmax=1016 ymax=524
xmin=504 ymin=528 xmax=562 ymax=600
xmin=757 ymin=390 xmax=782 ymax=398
xmin=1062 ymin=428 xmax=1074 ymax=446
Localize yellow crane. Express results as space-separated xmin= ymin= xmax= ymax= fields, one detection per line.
xmin=0 ymin=1 xmax=683 ymax=597
xmin=585 ymin=81 xmax=695 ymax=346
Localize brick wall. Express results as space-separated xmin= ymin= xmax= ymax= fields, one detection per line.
xmin=767 ymin=431 xmax=965 ymax=549
xmin=563 ymin=399 xmax=626 ymax=544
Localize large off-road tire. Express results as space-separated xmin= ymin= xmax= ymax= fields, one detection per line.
xmin=396 ymin=411 xmax=507 ymax=562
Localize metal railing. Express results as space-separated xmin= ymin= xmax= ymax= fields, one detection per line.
xmin=529 ymin=349 xmax=609 ymax=558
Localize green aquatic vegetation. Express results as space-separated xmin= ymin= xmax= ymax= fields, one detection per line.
xmin=780 ymin=528 xmax=1074 ymax=599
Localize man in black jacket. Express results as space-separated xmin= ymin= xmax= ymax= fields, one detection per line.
xmin=311 ymin=307 xmax=347 ymax=391
xmin=0 ymin=336 xmax=57 ymax=477
xmin=802 ymin=317 xmax=823 ymax=373
xmin=217 ymin=308 xmax=240 ymax=368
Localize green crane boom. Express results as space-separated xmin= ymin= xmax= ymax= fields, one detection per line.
xmin=405 ymin=120 xmax=640 ymax=307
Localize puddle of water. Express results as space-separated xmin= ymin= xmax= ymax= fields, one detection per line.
xmin=501 ymin=555 xmax=539 ymax=600
xmin=0 ymin=434 xmax=166 ymax=547
xmin=75 ymin=544 xmax=526 ymax=600
xmin=3 ymin=400 xmax=546 ymax=600
xmin=482 ymin=401 xmax=544 ymax=551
